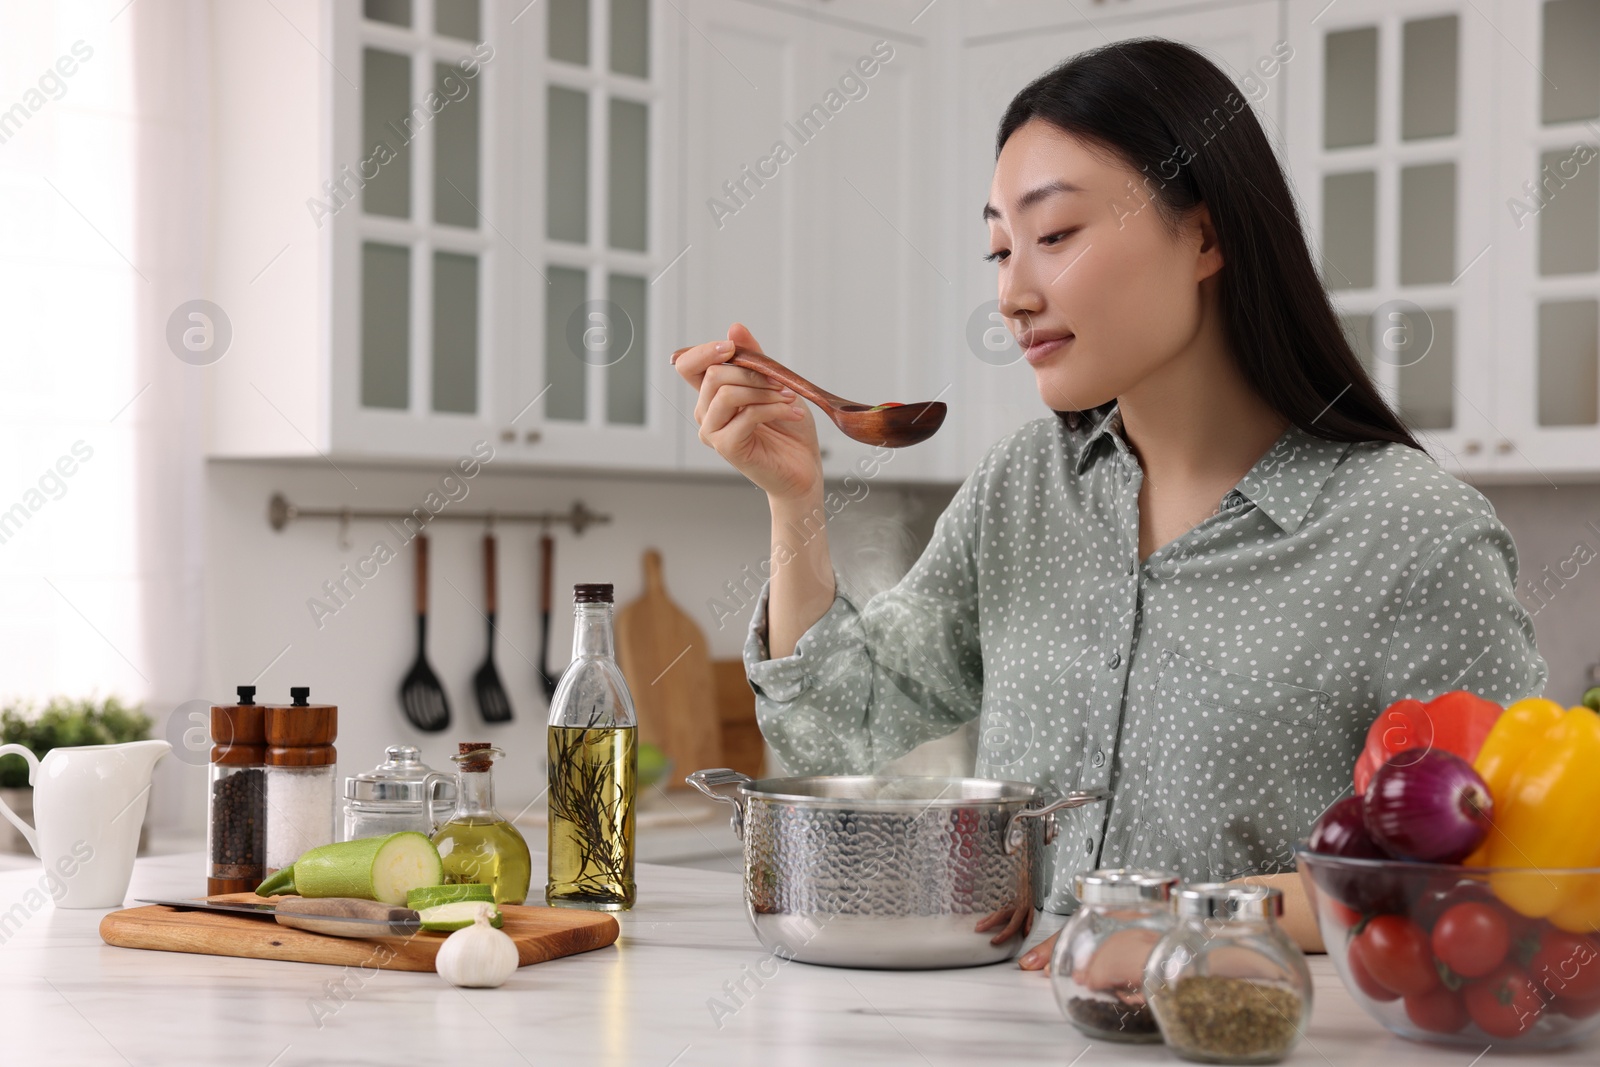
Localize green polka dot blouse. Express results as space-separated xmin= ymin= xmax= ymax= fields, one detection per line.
xmin=743 ymin=404 xmax=1548 ymax=914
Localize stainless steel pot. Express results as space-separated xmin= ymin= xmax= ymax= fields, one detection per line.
xmin=687 ymin=768 xmax=1109 ymax=969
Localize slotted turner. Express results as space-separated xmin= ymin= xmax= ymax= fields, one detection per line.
xmin=473 ymin=533 xmax=513 ymax=723
xmin=400 ymin=534 xmax=450 ymax=732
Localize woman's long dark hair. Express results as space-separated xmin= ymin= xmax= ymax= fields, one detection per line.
xmin=997 ymin=39 xmax=1422 ymax=451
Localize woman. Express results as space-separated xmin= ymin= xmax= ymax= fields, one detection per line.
xmin=672 ymin=39 xmax=1545 ymax=967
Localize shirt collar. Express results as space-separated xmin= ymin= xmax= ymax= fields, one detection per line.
xmin=1072 ymin=402 xmax=1354 ymax=535
xmin=1233 ymin=425 xmax=1353 ymax=534
xmin=1071 ymin=403 xmax=1130 ymax=475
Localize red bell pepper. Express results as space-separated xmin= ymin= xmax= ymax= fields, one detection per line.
xmin=1353 ymin=690 xmax=1503 ymax=796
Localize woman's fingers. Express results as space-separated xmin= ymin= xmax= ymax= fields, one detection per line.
xmin=672 ymin=340 xmax=737 ymax=388
xmin=699 ymin=389 xmax=800 ymax=441
xmin=1018 ymin=929 xmax=1059 ymax=972
xmin=695 ymin=378 xmax=793 ymax=427
xmin=700 ymin=398 xmax=800 ymax=449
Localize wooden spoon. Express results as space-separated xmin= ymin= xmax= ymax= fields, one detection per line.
xmin=670 ymin=345 xmax=946 ymax=448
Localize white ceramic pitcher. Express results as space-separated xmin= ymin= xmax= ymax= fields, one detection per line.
xmin=0 ymin=740 xmax=170 ymax=908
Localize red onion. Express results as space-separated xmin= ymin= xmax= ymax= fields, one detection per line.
xmin=1363 ymin=749 xmax=1493 ymax=863
xmin=1307 ymin=796 xmax=1415 ymax=913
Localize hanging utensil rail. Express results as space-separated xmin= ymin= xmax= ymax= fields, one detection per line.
xmin=268 ymin=493 xmax=611 ymax=540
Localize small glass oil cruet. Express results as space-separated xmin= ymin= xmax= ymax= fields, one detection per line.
xmin=1051 ymin=868 xmax=1180 ymax=1042
xmin=1144 ymin=883 xmax=1312 ymax=1064
xmin=428 ymin=742 xmax=532 ymax=905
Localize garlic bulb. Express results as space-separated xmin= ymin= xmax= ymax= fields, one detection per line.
xmin=435 ymin=903 xmax=519 ymax=987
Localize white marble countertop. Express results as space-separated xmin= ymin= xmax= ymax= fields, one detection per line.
xmin=0 ymin=852 xmax=1593 ymax=1066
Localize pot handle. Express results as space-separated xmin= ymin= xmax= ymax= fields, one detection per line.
xmin=1004 ymin=789 xmax=1111 ymax=855
xmin=686 ymin=768 xmax=752 ymax=841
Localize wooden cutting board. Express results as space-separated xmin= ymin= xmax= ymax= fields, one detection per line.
xmin=99 ymin=893 xmax=618 ymax=972
xmin=615 ymin=549 xmax=722 ymax=785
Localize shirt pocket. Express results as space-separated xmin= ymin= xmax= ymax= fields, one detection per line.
xmin=1145 ymin=649 xmax=1332 ymax=881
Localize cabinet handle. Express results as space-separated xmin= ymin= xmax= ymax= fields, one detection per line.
xmin=524 ymin=430 xmax=542 ymax=445
xmin=1496 ymin=439 xmax=1513 ymax=455
xmin=500 ymin=429 xmax=515 ymax=443
xmin=1462 ymin=440 xmax=1482 ymax=455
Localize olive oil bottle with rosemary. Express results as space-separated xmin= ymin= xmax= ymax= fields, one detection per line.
xmin=546 ymin=583 xmax=637 ymax=911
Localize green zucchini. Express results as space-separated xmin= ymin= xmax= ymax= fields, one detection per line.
xmin=256 ymin=832 xmax=445 ymax=905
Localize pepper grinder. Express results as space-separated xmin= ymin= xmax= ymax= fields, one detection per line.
xmin=207 ymin=685 xmax=268 ymax=895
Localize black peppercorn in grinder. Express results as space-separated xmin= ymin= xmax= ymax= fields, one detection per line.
xmin=207 ymin=685 xmax=268 ymax=895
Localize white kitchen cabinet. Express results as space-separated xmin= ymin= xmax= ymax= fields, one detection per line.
xmin=677 ymin=0 xmax=950 ymax=482
xmin=951 ymin=1 xmax=1288 ymax=475
xmin=1489 ymin=0 xmax=1600 ymax=479
xmin=1286 ymin=0 xmax=1498 ymax=477
xmin=960 ymin=0 xmax=1279 ymax=40
xmin=208 ymin=0 xmax=682 ymax=471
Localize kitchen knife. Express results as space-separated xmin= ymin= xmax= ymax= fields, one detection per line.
xmin=138 ymin=897 xmax=422 ymax=938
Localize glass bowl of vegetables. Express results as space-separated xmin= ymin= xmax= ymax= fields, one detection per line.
xmin=1304 ymin=693 xmax=1600 ymax=1047
xmin=1296 ymin=848 xmax=1600 ymax=1049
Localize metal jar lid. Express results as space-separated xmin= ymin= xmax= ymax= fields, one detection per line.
xmin=1075 ymin=868 xmax=1181 ymax=905
xmin=345 ymin=745 xmax=455 ymax=804
xmin=1174 ymin=883 xmax=1284 ymax=921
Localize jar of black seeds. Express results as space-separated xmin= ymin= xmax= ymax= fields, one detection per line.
xmin=1051 ymin=868 xmax=1180 ymax=1042
xmin=207 ymin=685 xmax=268 ymax=895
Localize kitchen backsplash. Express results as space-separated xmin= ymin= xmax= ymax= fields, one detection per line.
xmin=140 ymin=455 xmax=1598 ymax=839
xmin=142 ymin=455 xmax=954 ymax=838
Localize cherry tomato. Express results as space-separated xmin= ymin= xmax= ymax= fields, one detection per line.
xmin=1354 ymin=915 xmax=1439 ymax=997
xmin=1346 ymin=944 xmax=1400 ymax=1003
xmin=1414 ymin=881 xmax=1492 ymax=930
xmin=1463 ymin=964 xmax=1545 ymax=1039
xmin=1322 ymin=898 xmax=1360 ymax=934
xmin=1405 ymin=987 xmax=1469 ymax=1034
xmin=1554 ymin=995 xmax=1600 ymax=1020
xmin=1432 ymin=902 xmax=1511 ymax=978
xmin=1529 ymin=929 xmax=1600 ymax=1001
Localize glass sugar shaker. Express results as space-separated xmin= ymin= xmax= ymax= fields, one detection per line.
xmin=1050 ymin=868 xmax=1179 ymax=1043
xmin=1144 ymin=884 xmax=1313 ymax=1065
xmin=343 ymin=744 xmax=455 ymax=841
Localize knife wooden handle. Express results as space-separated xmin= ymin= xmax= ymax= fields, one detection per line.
xmin=273 ymin=897 xmax=420 ymax=938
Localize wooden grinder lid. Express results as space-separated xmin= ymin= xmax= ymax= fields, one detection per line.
xmin=265 ymin=687 xmax=338 ymax=747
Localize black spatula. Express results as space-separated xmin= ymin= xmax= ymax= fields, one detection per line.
xmin=400 ymin=534 xmax=450 ymax=732
xmin=473 ymin=533 xmax=513 ymax=723
xmin=537 ymin=532 xmax=558 ymax=704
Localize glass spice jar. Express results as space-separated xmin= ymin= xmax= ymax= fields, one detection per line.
xmin=207 ymin=686 xmax=267 ymax=895
xmin=343 ymin=744 xmax=454 ymax=841
xmin=1144 ymin=884 xmax=1313 ymax=1065
xmin=264 ymin=687 xmax=337 ymax=872
xmin=1050 ymin=868 xmax=1180 ymax=1042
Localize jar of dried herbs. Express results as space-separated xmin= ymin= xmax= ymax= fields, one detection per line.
xmin=1144 ymin=884 xmax=1312 ymax=1064
xmin=1050 ymin=868 xmax=1180 ymax=1042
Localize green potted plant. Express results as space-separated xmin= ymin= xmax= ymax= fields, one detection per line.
xmin=0 ymin=697 xmax=154 ymax=854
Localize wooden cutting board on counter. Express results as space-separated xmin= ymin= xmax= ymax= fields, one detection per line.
xmin=615 ymin=549 xmax=723 ymax=785
xmin=99 ymin=893 xmax=618 ymax=972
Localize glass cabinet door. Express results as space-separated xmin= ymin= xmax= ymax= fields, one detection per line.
xmin=342 ymin=0 xmax=497 ymax=454
xmin=530 ymin=0 xmax=677 ymax=469
xmin=1488 ymin=0 xmax=1600 ymax=476
xmin=1290 ymin=0 xmax=1496 ymax=470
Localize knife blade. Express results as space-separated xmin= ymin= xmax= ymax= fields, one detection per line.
xmin=138 ymin=897 xmax=423 ymax=938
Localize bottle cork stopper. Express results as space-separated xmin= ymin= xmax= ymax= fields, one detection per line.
xmin=458 ymin=742 xmax=493 ymax=772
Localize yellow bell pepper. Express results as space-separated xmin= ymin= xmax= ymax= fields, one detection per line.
xmin=1473 ymin=697 xmax=1565 ymax=798
xmin=1486 ymin=706 xmax=1600 ymax=925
